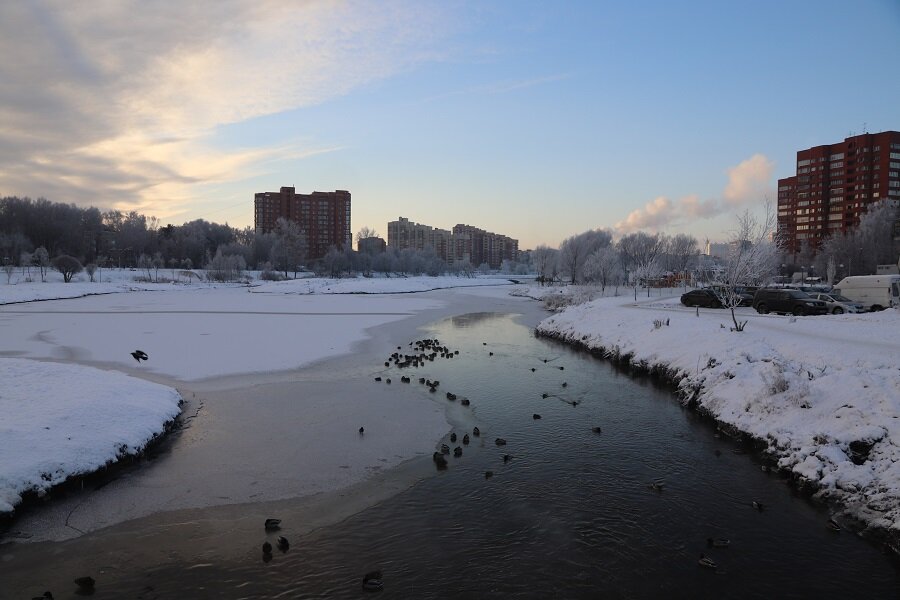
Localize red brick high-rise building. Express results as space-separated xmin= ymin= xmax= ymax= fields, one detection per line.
xmin=777 ymin=131 xmax=900 ymax=255
xmin=254 ymin=187 xmax=351 ymax=259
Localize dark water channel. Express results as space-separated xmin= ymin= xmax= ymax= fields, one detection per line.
xmin=6 ymin=312 xmax=899 ymax=598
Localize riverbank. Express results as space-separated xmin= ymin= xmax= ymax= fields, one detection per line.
xmin=532 ymin=286 xmax=900 ymax=547
xmin=0 ymin=279 xmax=543 ymax=542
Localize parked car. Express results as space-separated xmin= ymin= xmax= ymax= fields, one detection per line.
xmin=680 ymin=289 xmax=722 ymax=308
xmin=752 ymin=288 xmax=827 ymax=316
xmin=808 ymin=292 xmax=865 ymax=314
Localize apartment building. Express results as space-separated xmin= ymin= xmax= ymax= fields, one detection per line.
xmin=254 ymin=187 xmax=351 ymax=259
xmin=777 ymin=131 xmax=900 ymax=255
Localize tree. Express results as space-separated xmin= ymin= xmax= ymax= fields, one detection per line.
xmin=582 ymin=246 xmax=623 ymax=293
xmin=2 ymin=260 xmax=14 ymax=284
xmin=33 ymin=246 xmax=50 ymax=282
xmin=617 ymin=232 xmax=666 ymax=297
xmin=559 ymin=229 xmax=612 ymax=284
xmin=532 ymin=245 xmax=559 ymax=286
xmin=85 ymin=263 xmax=98 ymax=282
xmin=270 ymin=217 xmax=307 ymax=278
xmin=20 ymin=251 xmax=32 ymax=280
xmin=355 ymin=226 xmax=379 ymax=250
xmin=666 ymin=233 xmax=699 ymax=287
xmin=712 ymin=203 xmax=780 ymax=332
xmin=52 ymin=254 xmax=83 ymax=283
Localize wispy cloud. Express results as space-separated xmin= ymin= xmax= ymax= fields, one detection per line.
xmin=423 ymin=72 xmax=572 ymax=102
xmin=615 ymin=154 xmax=775 ymax=233
xmin=0 ymin=0 xmax=451 ymax=216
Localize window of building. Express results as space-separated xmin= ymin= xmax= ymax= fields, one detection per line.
xmin=830 ymin=161 xmax=843 ymax=168
xmin=890 ymin=152 xmax=900 ymax=160
xmin=829 ymin=153 xmax=844 ymax=161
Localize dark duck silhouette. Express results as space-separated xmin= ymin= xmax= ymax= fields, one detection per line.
xmin=277 ymin=536 xmax=290 ymax=552
xmin=264 ymin=518 xmax=281 ymax=531
xmin=130 ymin=350 xmax=148 ymax=362
xmin=262 ymin=541 xmax=273 ymax=554
xmin=73 ymin=576 xmax=96 ymax=592
xmin=362 ymin=570 xmax=384 ymax=591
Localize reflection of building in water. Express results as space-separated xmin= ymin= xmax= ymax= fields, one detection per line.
xmin=387 ymin=217 xmax=518 ymax=269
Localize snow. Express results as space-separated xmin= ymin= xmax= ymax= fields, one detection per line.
xmin=0 ymin=358 xmax=182 ymax=514
xmin=0 ymin=274 xmax=526 ymax=527
xmin=534 ymin=286 xmax=900 ymax=533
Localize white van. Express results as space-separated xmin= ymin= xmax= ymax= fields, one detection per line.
xmin=833 ymin=275 xmax=900 ymax=311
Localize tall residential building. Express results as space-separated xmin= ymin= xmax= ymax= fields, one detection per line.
xmin=386 ymin=217 xmax=518 ymax=269
xmin=254 ymin=187 xmax=351 ymax=259
xmin=777 ymin=131 xmax=900 ymax=255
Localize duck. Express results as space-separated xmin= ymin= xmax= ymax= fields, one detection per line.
xmin=450 ymin=432 xmax=457 ymax=442
xmin=503 ymin=454 xmax=511 ymax=463
xmin=262 ymin=541 xmax=273 ymax=554
xmin=446 ymin=392 xmax=457 ymax=400
xmin=707 ymin=538 xmax=730 ymax=548
xmin=531 ymin=368 xmax=536 ymax=372
xmin=461 ymin=398 xmax=471 ymax=406
xmin=374 ymin=376 xmax=382 ymax=382
xmin=433 ymin=452 xmax=448 ymax=468
xmin=463 ymin=434 xmax=470 ymax=445
xmin=264 ymin=518 xmax=281 ymax=531
xmin=558 ymin=366 xmax=565 ymax=371
xmin=31 ymin=593 xmax=53 ymax=600
xmin=453 ymin=446 xmax=463 ymax=457
xmin=130 ymin=350 xmax=148 ymax=362
xmin=541 ymin=393 xmax=549 ymax=399
xmin=752 ymin=501 xmax=764 ymax=511
xmin=484 ymin=471 xmax=494 ymax=479
xmin=73 ymin=576 xmax=95 ymax=591
xmin=533 ymin=414 xmax=542 ymax=420
xmin=495 ymin=438 xmax=507 ymax=446
xmin=562 ymin=382 xmax=567 ymax=387
xmin=827 ymin=517 xmax=841 ymax=532
xmin=440 ymin=444 xmax=450 ymax=454
xmin=385 ymin=378 xmax=391 ymax=384
xmin=472 ymin=427 xmax=480 ymax=437
xmin=277 ymin=536 xmax=290 ymax=551
xmin=698 ymin=554 xmax=717 ymax=569
xmin=591 ymin=426 xmax=602 ymax=434
xmin=489 ymin=352 xmax=494 ymax=356
xmin=648 ymin=480 xmax=664 ymax=492
xmin=359 ymin=427 xmax=365 ymax=435
xmin=362 ymin=570 xmax=384 ymax=591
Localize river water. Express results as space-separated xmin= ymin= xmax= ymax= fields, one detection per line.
xmin=3 ymin=311 xmax=898 ymax=598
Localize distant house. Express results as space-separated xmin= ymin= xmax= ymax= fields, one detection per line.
xmin=358 ymin=236 xmax=386 ymax=254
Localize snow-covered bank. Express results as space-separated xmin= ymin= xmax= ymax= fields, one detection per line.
xmin=535 ymin=289 xmax=900 ymax=539
xmin=0 ymin=358 xmax=182 ymax=516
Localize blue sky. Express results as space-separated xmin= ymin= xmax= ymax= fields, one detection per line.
xmin=1 ymin=1 xmax=898 ymax=249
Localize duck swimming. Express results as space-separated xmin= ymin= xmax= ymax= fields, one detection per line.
xmin=698 ymin=554 xmax=717 ymax=569
xmin=264 ymin=518 xmax=281 ymax=531
xmin=707 ymin=538 xmax=730 ymax=548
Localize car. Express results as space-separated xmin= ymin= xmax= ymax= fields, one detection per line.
xmin=680 ymin=289 xmax=722 ymax=308
xmin=752 ymin=288 xmax=828 ymax=316
xmin=808 ymin=292 xmax=865 ymax=314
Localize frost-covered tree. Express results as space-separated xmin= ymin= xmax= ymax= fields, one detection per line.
xmin=559 ymin=229 xmax=612 ymax=284
xmin=2 ymin=260 xmax=14 ymax=284
xmin=816 ymin=200 xmax=900 ymax=277
xmin=33 ymin=246 xmax=50 ymax=282
xmin=270 ymin=217 xmax=307 ymax=278
xmin=617 ymin=231 xmax=665 ymax=297
xmin=582 ymin=246 xmax=623 ymax=293
xmin=713 ymin=204 xmax=780 ymax=331
xmin=84 ymin=263 xmax=98 ymax=282
xmin=532 ymin=245 xmax=559 ymax=286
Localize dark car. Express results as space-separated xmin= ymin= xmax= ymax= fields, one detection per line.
xmin=752 ymin=288 xmax=828 ymax=316
xmin=680 ymin=289 xmax=722 ymax=308
xmin=707 ymin=285 xmax=755 ymax=307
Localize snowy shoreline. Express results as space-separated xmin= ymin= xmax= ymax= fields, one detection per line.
xmin=532 ymin=286 xmax=900 ymax=551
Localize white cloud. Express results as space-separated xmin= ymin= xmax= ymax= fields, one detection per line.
xmin=0 ymin=0 xmax=452 ymax=216
xmin=615 ymin=154 xmax=775 ymax=233
xmin=723 ymin=153 xmax=775 ymax=206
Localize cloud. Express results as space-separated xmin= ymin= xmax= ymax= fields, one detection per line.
xmin=0 ymin=0 xmax=451 ymax=217
xmin=723 ymin=153 xmax=775 ymax=206
xmin=615 ymin=154 xmax=775 ymax=233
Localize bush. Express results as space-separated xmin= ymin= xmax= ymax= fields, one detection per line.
xmin=52 ymin=254 xmax=83 ymax=283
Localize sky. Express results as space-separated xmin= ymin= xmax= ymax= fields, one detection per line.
xmin=1 ymin=0 xmax=898 ymax=249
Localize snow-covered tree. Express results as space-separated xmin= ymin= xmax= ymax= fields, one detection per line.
xmin=582 ymin=246 xmax=623 ymax=293
xmin=270 ymin=217 xmax=307 ymax=278
xmin=617 ymin=231 xmax=665 ymax=297
xmin=713 ymin=204 xmax=780 ymax=331
xmin=559 ymin=229 xmax=612 ymax=284
xmin=666 ymin=233 xmax=699 ymax=287
xmin=532 ymin=245 xmax=558 ymax=286
xmin=33 ymin=246 xmax=50 ymax=282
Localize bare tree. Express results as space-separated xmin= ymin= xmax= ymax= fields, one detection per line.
xmin=52 ymin=254 xmax=83 ymax=283
xmin=355 ymin=226 xmax=379 ymax=250
xmin=666 ymin=233 xmax=699 ymax=287
xmin=85 ymin=263 xmax=98 ymax=282
xmin=20 ymin=251 xmax=32 ymax=280
xmin=2 ymin=261 xmax=14 ymax=284
xmin=713 ymin=203 xmax=780 ymax=331
xmin=532 ymin=245 xmax=559 ymax=286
